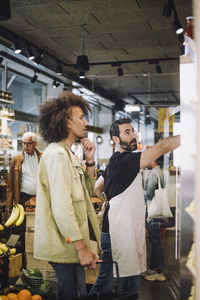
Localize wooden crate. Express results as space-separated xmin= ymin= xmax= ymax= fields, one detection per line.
xmin=26 ymin=252 xmax=53 ymax=272
xmin=25 ymin=212 xmax=35 ymax=232
xmin=25 ymin=232 xmax=34 ymax=253
xmin=9 ymin=253 xmax=22 ymax=278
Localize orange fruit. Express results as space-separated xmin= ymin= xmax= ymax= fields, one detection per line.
xmin=0 ymin=296 xmax=8 ymax=300
xmin=32 ymin=296 xmax=42 ymax=300
xmin=6 ymin=294 xmax=19 ymax=300
xmin=17 ymin=290 xmax=32 ymax=300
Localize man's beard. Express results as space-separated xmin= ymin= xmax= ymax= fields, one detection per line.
xmin=119 ymin=137 xmax=137 ymax=152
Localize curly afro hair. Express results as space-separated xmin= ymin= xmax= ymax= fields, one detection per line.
xmin=39 ymin=91 xmax=91 ymax=143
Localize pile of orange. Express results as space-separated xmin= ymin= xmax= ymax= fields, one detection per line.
xmin=0 ymin=289 xmax=42 ymax=300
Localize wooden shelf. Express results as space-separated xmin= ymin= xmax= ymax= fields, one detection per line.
xmin=0 ymin=98 xmax=15 ymax=105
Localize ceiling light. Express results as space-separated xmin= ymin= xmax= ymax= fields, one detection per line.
xmin=13 ymin=40 xmax=21 ymax=54
xmin=172 ymin=17 xmax=183 ymax=34
xmin=52 ymin=80 xmax=60 ymax=88
xmin=56 ymin=63 xmax=63 ymax=76
xmin=26 ymin=47 xmax=35 ymax=60
xmin=79 ymin=71 xmax=85 ymax=79
xmin=117 ymin=66 xmax=123 ymax=77
xmin=34 ymin=52 xmax=44 ymax=65
xmin=96 ymin=136 xmax=103 ymax=144
xmin=125 ymin=104 xmax=140 ymax=112
xmin=155 ymin=64 xmax=162 ymax=74
xmin=76 ymin=55 xmax=89 ymax=72
xmin=0 ymin=0 xmax=11 ymax=20
xmin=30 ymin=72 xmax=38 ymax=83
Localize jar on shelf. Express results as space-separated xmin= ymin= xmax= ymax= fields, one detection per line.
xmin=0 ymin=90 xmax=4 ymax=99
xmin=185 ymin=16 xmax=194 ymax=39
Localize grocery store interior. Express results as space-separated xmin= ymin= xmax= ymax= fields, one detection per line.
xmin=0 ymin=0 xmax=200 ymax=299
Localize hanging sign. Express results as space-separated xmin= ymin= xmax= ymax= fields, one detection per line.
xmin=158 ymin=108 xmax=175 ymax=133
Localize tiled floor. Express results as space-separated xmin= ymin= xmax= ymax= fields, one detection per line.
xmin=138 ymin=277 xmax=175 ymax=300
xmin=138 ymin=228 xmax=180 ymax=300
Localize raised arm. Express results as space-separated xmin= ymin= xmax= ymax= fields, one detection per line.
xmin=140 ymin=135 xmax=180 ymax=169
xmin=94 ymin=175 xmax=105 ymax=201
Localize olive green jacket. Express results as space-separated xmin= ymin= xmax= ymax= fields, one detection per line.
xmin=34 ymin=141 xmax=101 ymax=263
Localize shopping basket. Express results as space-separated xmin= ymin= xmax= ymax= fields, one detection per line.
xmin=22 ymin=268 xmax=58 ymax=299
xmin=78 ymin=261 xmax=138 ymax=300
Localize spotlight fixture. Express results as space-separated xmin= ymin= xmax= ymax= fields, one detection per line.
xmin=172 ymin=14 xmax=183 ymax=34
xmin=63 ymin=83 xmax=67 ymax=91
xmin=52 ymin=80 xmax=60 ymax=88
xmin=155 ymin=64 xmax=162 ymax=74
xmin=56 ymin=63 xmax=63 ymax=76
xmin=26 ymin=47 xmax=35 ymax=60
xmin=30 ymin=71 xmax=38 ymax=83
xmin=13 ymin=40 xmax=21 ymax=54
xmin=0 ymin=0 xmax=11 ymax=20
xmin=79 ymin=71 xmax=85 ymax=79
xmin=117 ymin=66 xmax=123 ymax=77
xmin=34 ymin=52 xmax=44 ymax=66
xmin=0 ymin=57 xmax=4 ymax=64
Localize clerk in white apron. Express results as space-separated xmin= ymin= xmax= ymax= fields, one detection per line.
xmin=90 ymin=117 xmax=180 ymax=297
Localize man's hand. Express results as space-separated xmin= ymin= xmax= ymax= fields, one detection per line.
xmin=81 ymin=138 xmax=96 ymax=163
xmin=74 ymin=239 xmax=101 ymax=268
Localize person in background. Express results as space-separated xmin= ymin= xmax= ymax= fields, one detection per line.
xmin=34 ymin=91 xmax=101 ymax=300
xmin=90 ymin=118 xmax=180 ymax=298
xmin=6 ymin=132 xmax=42 ymax=264
xmin=7 ymin=132 xmax=42 ymax=209
xmin=143 ymin=157 xmax=166 ymax=281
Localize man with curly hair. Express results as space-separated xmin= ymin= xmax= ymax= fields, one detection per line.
xmin=34 ymin=91 xmax=101 ymax=300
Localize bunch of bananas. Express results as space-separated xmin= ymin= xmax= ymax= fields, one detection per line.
xmin=0 ymin=243 xmax=16 ymax=256
xmin=5 ymin=204 xmax=25 ymax=227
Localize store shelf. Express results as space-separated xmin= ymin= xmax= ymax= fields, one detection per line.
xmin=0 ymin=98 xmax=15 ymax=105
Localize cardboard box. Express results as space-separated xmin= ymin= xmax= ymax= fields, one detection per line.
xmin=25 ymin=212 xmax=35 ymax=232
xmin=25 ymin=232 xmax=34 ymax=253
xmin=9 ymin=253 xmax=22 ymax=278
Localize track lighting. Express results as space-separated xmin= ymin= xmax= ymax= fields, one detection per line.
xmin=117 ymin=66 xmax=123 ymax=77
xmin=56 ymin=63 xmax=63 ymax=76
xmin=172 ymin=14 xmax=183 ymax=34
xmin=13 ymin=40 xmax=21 ymax=54
xmin=26 ymin=47 xmax=35 ymax=60
xmin=34 ymin=52 xmax=44 ymax=66
xmin=155 ymin=64 xmax=162 ymax=74
xmin=0 ymin=0 xmax=11 ymax=20
xmin=30 ymin=72 xmax=38 ymax=83
xmin=52 ymin=80 xmax=60 ymax=88
xmin=79 ymin=71 xmax=85 ymax=79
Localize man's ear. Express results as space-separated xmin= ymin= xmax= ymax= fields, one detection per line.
xmin=112 ymin=136 xmax=119 ymax=144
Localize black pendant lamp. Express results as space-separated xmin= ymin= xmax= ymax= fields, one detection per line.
xmin=0 ymin=0 xmax=11 ymax=21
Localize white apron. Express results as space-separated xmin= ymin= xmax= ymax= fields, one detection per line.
xmin=108 ymin=172 xmax=146 ymax=277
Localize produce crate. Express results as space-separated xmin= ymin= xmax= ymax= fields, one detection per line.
xmin=25 ymin=232 xmax=34 ymax=253
xmin=23 ymin=268 xmax=58 ymax=299
xmin=9 ymin=253 xmax=22 ymax=278
xmin=25 ymin=212 xmax=35 ymax=232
